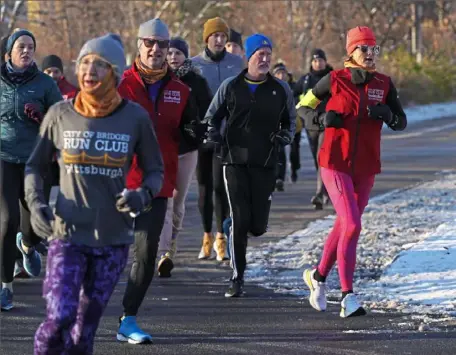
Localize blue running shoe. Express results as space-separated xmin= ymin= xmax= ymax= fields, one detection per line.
xmin=14 ymin=260 xmax=30 ymax=279
xmin=117 ymin=316 xmax=153 ymax=344
xmin=1 ymin=288 xmax=13 ymax=311
xmin=16 ymin=232 xmax=42 ymax=277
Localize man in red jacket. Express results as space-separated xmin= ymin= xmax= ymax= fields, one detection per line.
xmin=41 ymin=54 xmax=78 ymax=99
xmin=116 ymin=18 xmax=200 ymax=345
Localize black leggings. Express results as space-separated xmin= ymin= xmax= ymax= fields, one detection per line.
xmin=122 ymin=197 xmax=168 ymax=316
xmin=1 ymin=160 xmax=52 ymax=283
xmin=276 ymin=132 xmax=302 ymax=181
xmin=196 ymin=147 xmax=229 ymax=234
xmin=305 ymin=129 xmax=327 ymax=198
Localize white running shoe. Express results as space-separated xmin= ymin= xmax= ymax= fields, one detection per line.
xmin=340 ymin=293 xmax=366 ymax=318
xmin=303 ymin=268 xmax=327 ymax=311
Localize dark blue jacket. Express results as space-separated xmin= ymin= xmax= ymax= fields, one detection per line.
xmin=1 ymin=62 xmax=62 ymax=163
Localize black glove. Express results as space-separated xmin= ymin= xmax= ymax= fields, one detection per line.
xmin=30 ymin=202 xmax=54 ymax=239
xmin=184 ymin=121 xmax=208 ymax=141
xmin=204 ymin=128 xmax=222 ymax=148
xmin=116 ymin=188 xmax=152 ymax=214
xmin=321 ymin=111 xmax=343 ymax=128
xmin=368 ymin=103 xmax=393 ymax=124
xmin=270 ymin=129 xmax=292 ymax=146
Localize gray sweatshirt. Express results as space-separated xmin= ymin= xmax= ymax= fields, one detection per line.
xmin=192 ymin=49 xmax=244 ymax=96
xmin=25 ymin=100 xmax=164 ymax=247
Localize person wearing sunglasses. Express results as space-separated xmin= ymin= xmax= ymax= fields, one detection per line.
xmin=192 ymin=17 xmax=244 ymax=262
xmin=116 ymin=18 xmax=201 ymax=345
xmin=298 ymin=26 xmax=407 ymax=318
xmin=27 ymin=33 xmax=163 ymax=354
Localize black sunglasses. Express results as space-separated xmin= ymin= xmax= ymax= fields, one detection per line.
xmin=356 ymin=45 xmax=381 ymax=55
xmin=140 ymin=38 xmax=170 ymax=49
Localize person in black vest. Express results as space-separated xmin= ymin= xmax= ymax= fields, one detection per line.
xmin=295 ymin=49 xmax=333 ymax=209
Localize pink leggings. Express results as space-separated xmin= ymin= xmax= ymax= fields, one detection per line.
xmin=317 ymin=167 xmax=375 ymax=291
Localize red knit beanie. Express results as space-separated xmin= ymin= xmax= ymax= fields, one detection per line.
xmin=346 ymin=26 xmax=376 ymax=55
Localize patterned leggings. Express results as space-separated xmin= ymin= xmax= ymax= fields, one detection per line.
xmin=34 ymin=240 xmax=129 ymax=355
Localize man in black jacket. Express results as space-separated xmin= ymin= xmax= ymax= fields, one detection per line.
xmin=205 ymin=34 xmax=296 ymax=297
xmin=295 ymin=48 xmax=333 ymax=209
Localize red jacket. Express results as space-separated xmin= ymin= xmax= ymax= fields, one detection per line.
xmin=318 ymin=68 xmax=390 ymax=177
xmin=118 ymin=64 xmax=191 ymax=197
xmin=57 ymin=77 xmax=78 ymax=100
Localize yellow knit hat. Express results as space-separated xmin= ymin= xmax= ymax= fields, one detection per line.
xmin=203 ymin=17 xmax=229 ymax=43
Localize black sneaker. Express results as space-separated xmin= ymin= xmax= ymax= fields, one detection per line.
xmin=225 ymin=279 xmax=244 ymax=298
xmin=291 ymin=171 xmax=298 ymax=183
xmin=157 ymin=253 xmax=174 ymax=278
xmin=276 ymin=179 xmax=284 ymax=192
xmin=311 ymin=195 xmax=323 ymax=210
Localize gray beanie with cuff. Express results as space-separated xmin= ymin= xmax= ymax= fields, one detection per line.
xmin=76 ymin=33 xmax=126 ymax=86
xmin=138 ymin=18 xmax=170 ymax=40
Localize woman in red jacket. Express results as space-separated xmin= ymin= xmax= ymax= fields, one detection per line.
xmin=298 ymin=26 xmax=407 ymax=318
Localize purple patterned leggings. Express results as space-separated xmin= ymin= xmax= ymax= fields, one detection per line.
xmin=34 ymin=239 xmax=129 ymax=355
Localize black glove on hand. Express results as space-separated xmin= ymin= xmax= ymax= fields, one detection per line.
xmin=204 ymin=128 xmax=222 ymax=148
xmin=184 ymin=121 xmax=208 ymax=141
xmin=322 ymin=111 xmax=343 ymax=128
xmin=270 ymin=129 xmax=292 ymax=146
xmin=31 ymin=202 xmax=54 ymax=239
xmin=368 ymin=103 xmax=393 ymax=124
xmin=116 ymin=188 xmax=152 ymax=214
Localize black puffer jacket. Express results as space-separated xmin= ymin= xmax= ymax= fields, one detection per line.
xmin=294 ymin=65 xmax=333 ymax=131
xmin=173 ymin=59 xmax=213 ymax=154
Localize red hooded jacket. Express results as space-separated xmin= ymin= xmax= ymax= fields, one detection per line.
xmin=318 ymin=68 xmax=391 ymax=177
xmin=118 ymin=64 xmax=192 ymax=197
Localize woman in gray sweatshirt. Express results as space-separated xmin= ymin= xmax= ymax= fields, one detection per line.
xmin=25 ymin=34 xmax=164 ymax=355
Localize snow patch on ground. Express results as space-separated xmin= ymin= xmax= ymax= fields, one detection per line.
xmin=405 ymin=101 xmax=456 ymax=124
xmin=246 ymin=171 xmax=456 ymax=317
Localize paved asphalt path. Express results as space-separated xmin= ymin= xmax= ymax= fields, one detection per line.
xmin=1 ymin=117 xmax=456 ymax=354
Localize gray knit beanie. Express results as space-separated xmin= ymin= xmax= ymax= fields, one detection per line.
xmin=138 ymin=18 xmax=170 ymax=40
xmin=76 ymin=34 xmax=126 ymax=86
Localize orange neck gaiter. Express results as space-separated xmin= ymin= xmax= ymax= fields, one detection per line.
xmin=344 ymin=57 xmax=376 ymax=73
xmin=74 ymin=70 xmax=122 ymax=118
xmin=135 ymin=56 xmax=168 ymax=85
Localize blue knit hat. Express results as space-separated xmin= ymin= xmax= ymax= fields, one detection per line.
xmin=170 ymin=37 xmax=189 ymax=58
xmin=244 ymin=33 xmax=272 ymax=61
xmin=6 ymin=29 xmax=36 ymax=56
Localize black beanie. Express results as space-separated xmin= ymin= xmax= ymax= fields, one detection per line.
xmin=41 ymin=54 xmax=63 ymax=72
xmin=169 ymin=36 xmax=189 ymax=58
xmin=228 ymin=29 xmax=243 ymax=49
xmin=311 ymin=48 xmax=327 ymax=61
xmin=272 ymin=62 xmax=287 ymax=75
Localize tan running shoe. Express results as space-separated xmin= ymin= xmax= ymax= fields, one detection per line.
xmin=157 ymin=253 xmax=173 ymax=278
xmin=213 ymin=237 xmax=228 ymax=262
xmin=198 ymin=234 xmax=215 ymax=260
